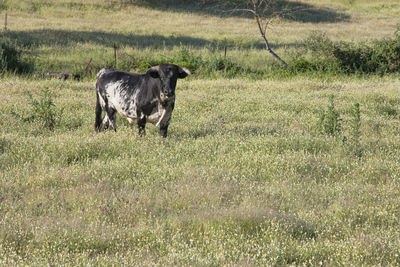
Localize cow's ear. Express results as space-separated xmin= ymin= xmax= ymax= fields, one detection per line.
xmin=178 ymin=67 xmax=192 ymax=79
xmin=146 ymin=67 xmax=160 ymax=79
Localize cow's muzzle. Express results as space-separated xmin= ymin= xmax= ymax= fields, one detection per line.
xmin=160 ymin=93 xmax=173 ymax=101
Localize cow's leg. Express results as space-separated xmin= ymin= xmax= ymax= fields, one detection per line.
xmin=159 ymin=101 xmax=174 ymax=138
xmin=127 ymin=117 xmax=135 ymax=127
xmin=98 ymin=93 xmax=117 ymax=132
xmin=159 ymin=116 xmax=171 ymax=138
xmin=95 ymin=92 xmax=103 ymax=132
xmin=137 ymin=112 xmax=146 ymax=135
xmin=105 ymin=109 xmax=116 ymax=132
xmin=99 ymin=114 xmax=110 ymax=131
xmin=108 ymin=109 xmax=117 ymax=131
xmin=101 ymin=108 xmax=116 ymax=132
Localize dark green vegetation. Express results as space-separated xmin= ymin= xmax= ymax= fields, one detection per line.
xmin=1 ymin=0 xmax=400 ymax=79
xmin=295 ymin=30 xmax=400 ymax=75
xmin=0 ymin=38 xmax=33 ymax=74
xmin=1 ymin=0 xmax=400 ymax=265
xmin=2 ymin=27 xmax=400 ymax=79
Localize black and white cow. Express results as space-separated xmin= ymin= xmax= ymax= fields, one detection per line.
xmin=94 ymin=64 xmax=191 ymax=137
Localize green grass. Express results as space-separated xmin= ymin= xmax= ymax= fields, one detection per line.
xmin=1 ymin=0 xmax=400 ymax=265
xmin=1 ymin=76 xmax=400 ymax=265
xmin=1 ymin=0 xmax=400 ymax=78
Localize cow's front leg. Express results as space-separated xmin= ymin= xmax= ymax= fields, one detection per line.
xmin=159 ymin=117 xmax=171 ymax=138
xmin=137 ymin=112 xmax=146 ymax=136
xmin=160 ymin=124 xmax=168 ymax=138
xmin=127 ymin=117 xmax=135 ymax=127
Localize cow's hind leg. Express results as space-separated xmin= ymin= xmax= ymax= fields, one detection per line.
xmin=99 ymin=108 xmax=117 ymax=132
xmin=106 ymin=108 xmax=117 ymax=132
xmin=95 ymin=92 xmax=104 ymax=132
xmin=99 ymin=114 xmax=110 ymax=131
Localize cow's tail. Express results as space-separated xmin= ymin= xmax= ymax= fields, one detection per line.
xmin=96 ymin=68 xmax=113 ymax=79
xmin=96 ymin=68 xmax=106 ymax=79
xmin=95 ymin=91 xmax=102 ymax=132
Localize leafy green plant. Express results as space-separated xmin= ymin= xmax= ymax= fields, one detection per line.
xmin=12 ymin=87 xmax=63 ymax=131
xmin=27 ymin=88 xmax=62 ymax=130
xmin=289 ymin=57 xmax=318 ymax=73
xmin=0 ymin=0 xmax=7 ymax=10
xmin=201 ymin=54 xmax=244 ymax=77
xmin=170 ymin=44 xmax=202 ymax=71
xmin=317 ymin=95 xmax=342 ymax=137
xmin=304 ymin=31 xmax=335 ymax=57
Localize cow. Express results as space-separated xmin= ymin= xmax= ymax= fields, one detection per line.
xmin=94 ymin=64 xmax=191 ymax=137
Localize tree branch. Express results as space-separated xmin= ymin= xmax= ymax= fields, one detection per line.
xmin=222 ymin=0 xmax=288 ymax=67
xmin=254 ymin=12 xmax=287 ymax=67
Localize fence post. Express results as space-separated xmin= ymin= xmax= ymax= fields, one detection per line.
xmin=113 ymin=42 xmax=118 ymax=68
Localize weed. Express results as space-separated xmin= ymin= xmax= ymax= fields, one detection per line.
xmin=317 ymin=95 xmax=342 ymax=137
xmin=15 ymin=87 xmax=63 ymax=131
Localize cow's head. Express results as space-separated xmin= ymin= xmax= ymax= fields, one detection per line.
xmin=146 ymin=64 xmax=191 ymax=101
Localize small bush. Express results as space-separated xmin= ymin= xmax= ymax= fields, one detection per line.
xmin=27 ymin=88 xmax=62 ymax=130
xmin=332 ymin=42 xmax=376 ymax=74
xmin=12 ymin=88 xmax=63 ymax=131
xmin=317 ymin=95 xmax=342 ymax=137
xmin=138 ymin=57 xmax=168 ymax=72
xmin=201 ymin=54 xmax=245 ymax=77
xmin=0 ymin=0 xmax=7 ymax=10
xmin=290 ymin=57 xmax=318 ymax=73
xmin=304 ymin=31 xmax=335 ymax=57
xmin=303 ymin=29 xmax=400 ymax=75
xmin=169 ymin=45 xmax=202 ymax=71
xmin=0 ymin=38 xmax=34 ymax=74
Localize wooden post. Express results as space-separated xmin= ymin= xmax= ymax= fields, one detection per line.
xmin=83 ymin=58 xmax=93 ymax=75
xmin=113 ymin=42 xmax=117 ymax=68
xmin=224 ymin=46 xmax=227 ymax=59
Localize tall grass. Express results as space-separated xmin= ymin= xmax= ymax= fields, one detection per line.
xmin=1 ymin=77 xmax=400 ymax=265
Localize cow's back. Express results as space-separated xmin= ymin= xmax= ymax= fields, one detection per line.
xmin=96 ymin=69 xmax=145 ymax=119
xmin=97 ymin=69 xmax=143 ymax=90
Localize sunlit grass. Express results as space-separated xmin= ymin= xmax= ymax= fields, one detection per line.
xmin=1 ymin=75 xmax=400 ymax=265
xmin=1 ymin=0 xmax=400 ymax=265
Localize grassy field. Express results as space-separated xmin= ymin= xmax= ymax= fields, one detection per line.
xmin=1 ymin=0 xmax=400 ymax=265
